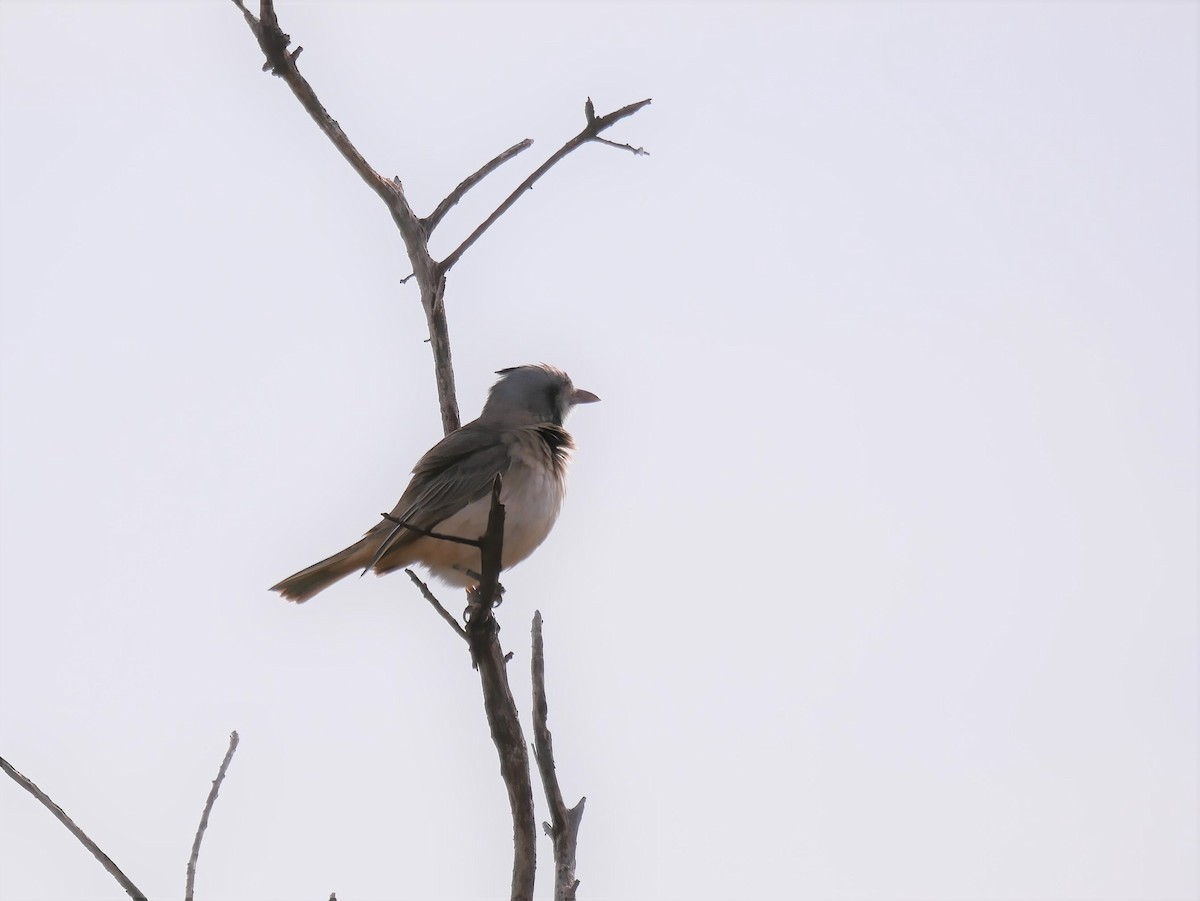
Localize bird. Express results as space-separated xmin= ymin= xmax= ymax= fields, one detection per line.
xmin=271 ymin=363 xmax=599 ymax=603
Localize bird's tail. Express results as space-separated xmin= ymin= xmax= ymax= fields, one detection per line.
xmin=270 ymin=536 xmax=376 ymax=603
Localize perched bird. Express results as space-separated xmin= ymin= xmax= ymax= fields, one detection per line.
xmin=271 ymin=364 xmax=599 ymax=603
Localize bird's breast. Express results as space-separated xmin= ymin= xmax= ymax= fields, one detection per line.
xmin=495 ymin=440 xmax=567 ymax=564
xmin=418 ymin=427 xmax=569 ymax=583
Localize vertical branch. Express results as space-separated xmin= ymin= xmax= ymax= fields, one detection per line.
xmin=466 ymin=479 xmax=536 ymax=900
xmin=532 ymin=613 xmax=586 ymax=900
xmin=421 ymin=273 xmax=460 ymax=435
xmin=185 ymin=730 xmax=240 ymax=901
xmin=469 ymin=632 xmax=537 ymax=901
xmin=0 ymin=755 xmax=148 ymax=901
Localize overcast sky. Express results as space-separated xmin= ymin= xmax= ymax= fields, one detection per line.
xmin=1 ymin=2 xmax=1196 ymax=900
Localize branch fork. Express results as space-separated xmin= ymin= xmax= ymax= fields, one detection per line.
xmin=229 ymin=4 xmax=641 ymax=898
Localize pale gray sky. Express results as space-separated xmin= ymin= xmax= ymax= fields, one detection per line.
xmin=1 ymin=2 xmax=1196 ymax=900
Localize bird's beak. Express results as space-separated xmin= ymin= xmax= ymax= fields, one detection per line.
xmin=571 ymin=388 xmax=600 ymax=405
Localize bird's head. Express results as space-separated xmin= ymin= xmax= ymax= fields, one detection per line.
xmin=480 ymin=363 xmax=599 ymax=426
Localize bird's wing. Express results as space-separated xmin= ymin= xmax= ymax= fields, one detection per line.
xmin=366 ymin=422 xmax=512 ymax=553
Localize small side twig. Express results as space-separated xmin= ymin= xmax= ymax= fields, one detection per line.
xmin=405 ymin=569 xmax=468 ymax=642
xmin=425 ymin=138 xmax=535 ymax=232
xmin=532 ymin=612 xmax=585 ymax=901
xmin=367 ymin=510 xmax=484 ymax=574
xmin=0 ymin=755 xmax=148 ymax=901
xmin=185 ymin=730 xmax=240 ymax=901
xmin=377 ymin=512 xmax=483 ymax=548
xmin=592 ymin=136 xmax=649 ymax=156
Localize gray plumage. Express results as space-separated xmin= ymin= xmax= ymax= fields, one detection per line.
xmin=271 ymin=364 xmax=599 ymax=603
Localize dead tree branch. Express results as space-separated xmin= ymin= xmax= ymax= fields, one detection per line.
xmin=0 ymin=755 xmax=148 ymax=901
xmin=230 ymin=0 xmax=457 ymax=432
xmin=532 ymin=612 xmax=586 ymax=901
xmin=229 ymin=5 xmax=646 ymax=898
xmin=185 ymin=730 xmax=240 ymax=901
xmin=464 ymin=477 xmax=536 ymax=899
xmin=230 ymin=0 xmax=648 ymax=435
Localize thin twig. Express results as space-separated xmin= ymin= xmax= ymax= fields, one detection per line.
xmin=0 ymin=755 xmax=148 ymax=901
xmin=405 ymin=569 xmax=468 ymax=642
xmin=532 ymin=612 xmax=586 ymax=901
xmin=592 ymin=136 xmax=649 ymax=156
xmin=378 ymin=512 xmax=483 ymax=548
xmin=425 ymin=139 xmax=535 ymax=232
xmin=186 ymin=731 xmax=240 ymax=901
xmin=439 ymin=97 xmax=652 ymax=275
xmin=366 ymin=511 xmax=483 ymax=575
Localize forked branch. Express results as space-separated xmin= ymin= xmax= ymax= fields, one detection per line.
xmin=228 ymin=5 xmax=640 ymax=899
xmin=438 ymin=97 xmax=652 ymax=275
xmin=229 ymin=1 xmax=648 ymax=437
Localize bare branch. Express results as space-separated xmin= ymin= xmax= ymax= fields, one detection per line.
xmin=471 ymin=635 xmax=537 ymax=901
xmin=232 ymin=6 xmax=648 ymax=438
xmin=532 ymin=612 xmax=585 ymax=901
xmin=230 ymin=0 xmax=460 ymax=434
xmin=186 ymin=730 xmax=240 ymax=901
xmin=425 ymin=272 xmax=460 ymax=436
xmin=231 ymin=1 xmax=399 ymax=214
xmin=405 ymin=569 xmax=468 ymax=642
xmin=426 ymin=139 xmax=535 ymax=233
xmin=228 ymin=10 xmax=644 ymax=897
xmin=0 ymin=755 xmax=148 ymax=901
xmin=439 ymin=97 xmax=653 ymax=275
